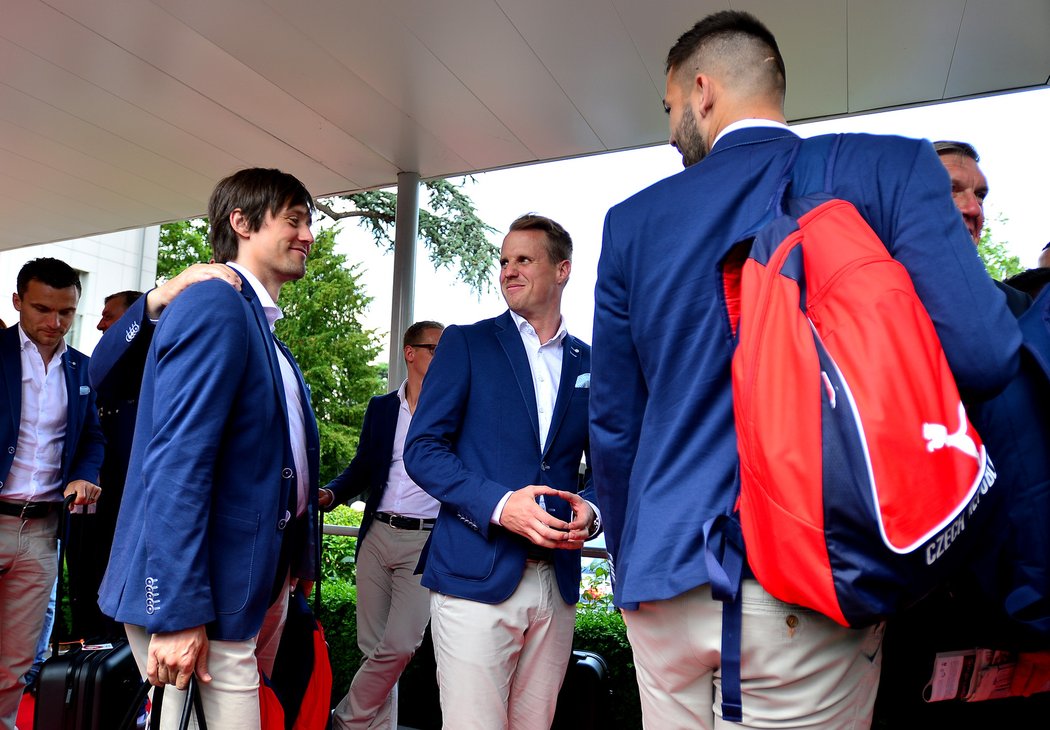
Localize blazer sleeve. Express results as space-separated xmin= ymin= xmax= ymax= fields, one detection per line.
xmin=88 ymin=293 xmax=155 ymax=400
xmin=68 ymin=366 xmax=105 ymax=485
xmin=589 ymin=211 xmax=648 ymax=564
xmin=325 ymin=396 xmax=382 ymax=507
xmin=403 ymin=325 xmax=507 ymax=540
xmin=846 ymin=137 xmax=1020 ymax=396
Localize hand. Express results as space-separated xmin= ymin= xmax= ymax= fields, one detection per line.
xmin=318 ymin=488 xmax=334 ymax=509
xmin=147 ymin=626 xmax=211 ymax=689
xmin=552 ymin=490 xmax=596 ymax=550
xmin=63 ymin=480 xmax=101 ymax=509
xmin=499 ymin=485 xmax=575 ymax=548
xmin=146 ymin=263 xmax=241 ymax=319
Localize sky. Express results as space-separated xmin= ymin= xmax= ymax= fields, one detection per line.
xmin=340 ymin=86 xmax=1050 ymax=363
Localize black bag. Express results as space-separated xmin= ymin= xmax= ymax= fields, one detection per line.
xmin=552 ymin=650 xmax=613 ymax=730
xmin=33 ymin=639 xmax=141 ymax=730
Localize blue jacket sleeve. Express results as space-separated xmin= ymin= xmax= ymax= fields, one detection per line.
xmin=325 ymin=396 xmax=381 ymax=507
xmin=88 ymin=293 xmax=154 ymax=400
xmin=589 ymin=211 xmax=648 ymax=565
xmin=403 ymin=325 xmax=508 ymax=540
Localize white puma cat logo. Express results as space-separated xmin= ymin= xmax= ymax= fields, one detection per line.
xmin=922 ymin=402 xmax=978 ymax=460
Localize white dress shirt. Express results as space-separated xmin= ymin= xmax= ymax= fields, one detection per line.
xmin=227 ymin=263 xmax=310 ymax=517
xmin=4 ymin=325 xmax=69 ymax=502
xmin=374 ymin=380 xmax=441 ymax=519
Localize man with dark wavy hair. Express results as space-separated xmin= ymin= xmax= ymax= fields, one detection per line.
xmin=591 ymin=11 xmax=1019 ymax=729
xmin=99 ymin=168 xmax=321 ymax=728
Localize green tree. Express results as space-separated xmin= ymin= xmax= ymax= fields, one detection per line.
xmin=315 ymin=178 xmax=498 ymax=294
xmin=156 ymin=218 xmax=210 ymax=281
xmin=977 ymin=216 xmax=1023 ymax=281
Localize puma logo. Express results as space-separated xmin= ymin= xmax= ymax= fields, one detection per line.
xmin=922 ymin=403 xmax=978 ymax=460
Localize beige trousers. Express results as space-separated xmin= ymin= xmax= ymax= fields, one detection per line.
xmin=430 ymin=560 xmax=576 ymax=730
xmin=0 ymin=512 xmax=59 ymax=730
xmin=125 ymin=575 xmax=290 ymax=730
xmin=623 ymin=579 xmax=884 ymax=730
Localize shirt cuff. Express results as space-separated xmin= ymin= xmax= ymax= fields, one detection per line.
xmin=491 ymin=491 xmax=513 ymax=525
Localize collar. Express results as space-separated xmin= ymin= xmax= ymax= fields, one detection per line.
xmin=508 ymin=310 xmax=568 ymax=347
xmin=17 ymin=323 xmax=67 ymax=361
xmin=712 ymin=118 xmax=792 ymax=150
xmin=227 ymin=262 xmax=283 ymax=331
xmin=396 ymin=379 xmax=409 ymax=406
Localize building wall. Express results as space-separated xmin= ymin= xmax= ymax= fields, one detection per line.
xmin=0 ymin=227 xmax=159 ymax=355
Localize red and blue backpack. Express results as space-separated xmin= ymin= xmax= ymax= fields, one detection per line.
xmin=711 ymin=134 xmax=1000 ymax=722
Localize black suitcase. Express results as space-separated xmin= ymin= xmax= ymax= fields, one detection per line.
xmin=33 ymin=639 xmax=142 ymax=730
xmin=552 ymin=649 xmax=613 ymax=730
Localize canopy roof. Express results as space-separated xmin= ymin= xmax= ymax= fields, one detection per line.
xmin=3 ymin=0 xmax=1048 ymax=251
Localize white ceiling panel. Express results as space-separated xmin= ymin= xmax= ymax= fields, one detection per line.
xmin=0 ymin=0 xmax=1046 ymax=252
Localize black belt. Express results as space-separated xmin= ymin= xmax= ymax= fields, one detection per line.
xmin=374 ymin=512 xmax=436 ymax=531
xmin=526 ymin=545 xmax=555 ymax=562
xmin=0 ymin=500 xmax=61 ymax=519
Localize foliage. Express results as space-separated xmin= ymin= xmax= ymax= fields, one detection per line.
xmin=318 ymin=578 xmax=361 ymax=707
xmin=156 ymin=218 xmax=210 ymax=282
xmin=274 ymin=227 xmax=386 ymax=483
xmin=977 ymin=217 xmax=1023 ymax=281
xmin=320 ymin=504 xmax=363 ymax=583
xmin=579 ymin=559 xmax=615 ymax=612
xmin=574 ymin=603 xmax=642 ymax=728
xmin=316 ymin=178 xmax=499 ymax=294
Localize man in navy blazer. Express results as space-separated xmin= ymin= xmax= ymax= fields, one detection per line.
xmin=1 ymin=257 xmax=104 ymax=728
xmin=405 ymin=214 xmax=599 ymax=730
xmin=321 ymin=320 xmax=444 ymax=730
xmin=590 ymin=11 xmax=1021 ymax=729
xmin=98 ymin=168 xmax=320 ymax=729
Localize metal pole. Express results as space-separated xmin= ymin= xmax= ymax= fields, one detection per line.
xmin=388 ymin=171 xmax=420 ymax=389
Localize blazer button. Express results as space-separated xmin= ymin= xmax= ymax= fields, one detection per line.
xmin=281 ymin=468 xmax=293 ymax=479
xmin=277 ymin=509 xmax=291 ymax=530
xmin=7 ymin=446 xmax=13 ymax=454
xmin=541 ymin=462 xmax=550 ymax=471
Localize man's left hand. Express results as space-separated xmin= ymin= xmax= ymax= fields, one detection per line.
xmin=550 ymin=490 xmax=595 ymax=550
xmin=64 ymin=480 xmax=101 ymax=509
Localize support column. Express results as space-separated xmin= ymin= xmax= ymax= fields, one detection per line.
xmin=388 ymin=171 xmax=420 ymax=389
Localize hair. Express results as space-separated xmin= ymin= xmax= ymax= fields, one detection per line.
xmin=104 ymin=290 xmax=143 ymax=309
xmin=665 ymin=11 xmax=785 ymax=100
xmin=403 ymin=320 xmax=445 ymax=349
xmin=1004 ymin=267 xmax=1050 ymax=298
xmin=207 ymin=168 xmax=315 ymax=263
xmin=933 ymin=140 xmax=980 ymax=162
xmin=16 ymin=257 xmax=82 ymax=298
xmin=508 ymin=213 xmax=573 ymax=264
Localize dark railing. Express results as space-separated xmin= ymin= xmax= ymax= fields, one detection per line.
xmin=321 ymin=523 xmax=610 ymax=559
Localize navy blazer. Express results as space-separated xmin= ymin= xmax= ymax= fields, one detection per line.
xmin=97 ymin=277 xmax=320 ymax=641
xmin=404 ymin=311 xmax=592 ymax=605
xmin=0 ymin=325 xmax=104 ymax=497
xmin=592 ymin=128 xmax=1022 ymax=609
xmin=324 ymin=390 xmax=400 ymax=554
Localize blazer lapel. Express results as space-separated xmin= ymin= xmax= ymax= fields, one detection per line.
xmin=495 ymin=313 xmax=541 ymax=450
xmin=62 ymin=348 xmax=82 ymax=477
xmin=543 ymin=336 xmax=582 ymax=455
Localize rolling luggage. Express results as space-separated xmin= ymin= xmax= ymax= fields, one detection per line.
xmin=552 ymin=650 xmax=613 ymax=730
xmin=33 ymin=639 xmax=141 ymax=730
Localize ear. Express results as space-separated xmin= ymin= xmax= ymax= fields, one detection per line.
xmin=556 ymin=259 xmax=572 ymax=286
xmin=694 ymin=73 xmax=715 ymax=117
xmin=404 ymin=344 xmax=415 ymax=364
xmin=11 ymin=292 xmax=21 ymax=312
xmin=229 ymin=208 xmax=252 ymax=239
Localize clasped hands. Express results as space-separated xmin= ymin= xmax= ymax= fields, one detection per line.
xmin=499 ymin=485 xmax=594 ymax=550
